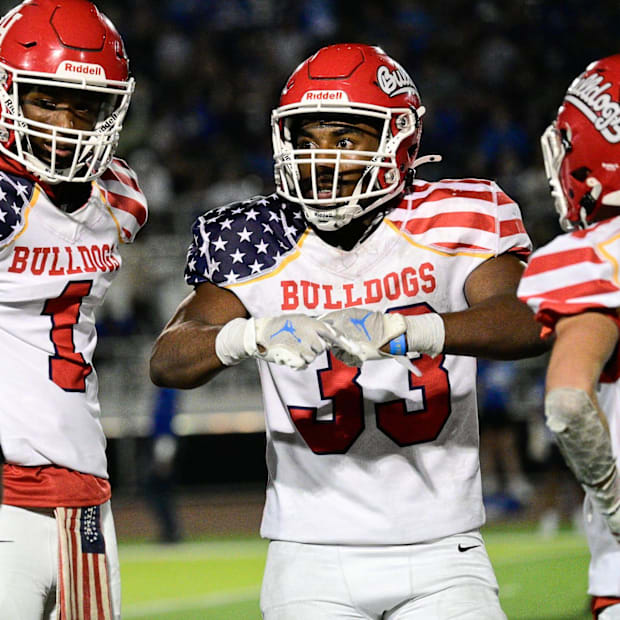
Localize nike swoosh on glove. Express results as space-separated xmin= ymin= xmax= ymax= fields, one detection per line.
xmin=321 ymin=308 xmax=406 ymax=367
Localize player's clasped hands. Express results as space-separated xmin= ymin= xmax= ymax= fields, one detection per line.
xmin=253 ymin=309 xmax=407 ymax=370
xmin=321 ymin=308 xmax=407 ymax=367
xmin=256 ymin=310 xmax=408 ymax=369
xmin=216 ymin=309 xmax=414 ymax=371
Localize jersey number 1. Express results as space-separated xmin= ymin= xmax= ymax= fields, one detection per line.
xmin=42 ymin=281 xmax=93 ymax=392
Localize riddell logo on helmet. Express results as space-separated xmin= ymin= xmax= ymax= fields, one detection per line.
xmin=302 ymin=90 xmax=349 ymax=102
xmin=566 ymin=73 xmax=620 ymax=143
xmin=57 ymin=61 xmax=106 ymax=79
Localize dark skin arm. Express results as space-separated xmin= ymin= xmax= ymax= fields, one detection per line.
xmin=443 ymin=253 xmax=547 ymax=359
xmin=378 ymin=253 xmax=547 ymax=359
xmin=150 ymin=283 xmax=248 ymax=389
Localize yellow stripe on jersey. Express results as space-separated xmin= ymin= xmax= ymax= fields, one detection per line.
xmin=96 ymin=185 xmax=126 ymax=245
xmin=0 ymin=185 xmax=40 ymax=249
xmin=597 ymin=232 xmax=620 ymax=287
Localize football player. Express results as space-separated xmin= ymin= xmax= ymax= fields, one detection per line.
xmin=0 ymin=1 xmax=147 ymax=619
xmin=518 ymin=55 xmax=620 ymax=620
xmin=151 ymin=43 xmax=545 ymax=619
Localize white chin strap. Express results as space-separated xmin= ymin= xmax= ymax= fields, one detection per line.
xmin=303 ymin=177 xmax=366 ymax=231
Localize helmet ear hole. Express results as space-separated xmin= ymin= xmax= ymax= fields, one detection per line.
xmin=559 ymin=128 xmax=572 ymax=152
xmin=570 ymin=167 xmax=590 ymax=182
xmin=407 ymin=142 xmax=419 ymax=158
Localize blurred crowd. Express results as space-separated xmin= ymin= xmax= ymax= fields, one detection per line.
xmin=102 ymin=0 xmax=619 ymax=243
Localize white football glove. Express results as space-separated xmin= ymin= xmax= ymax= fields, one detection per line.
xmin=215 ymin=315 xmax=336 ymax=370
xmin=321 ymin=308 xmax=406 ymax=367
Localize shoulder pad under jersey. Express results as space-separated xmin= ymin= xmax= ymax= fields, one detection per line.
xmin=0 ymin=171 xmax=36 ymax=245
xmin=97 ymin=158 xmax=148 ymax=243
xmin=185 ymin=193 xmax=307 ymax=286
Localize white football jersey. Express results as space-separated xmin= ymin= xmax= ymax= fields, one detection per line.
xmin=0 ymin=159 xmax=147 ymax=479
xmin=187 ymin=179 xmax=531 ymax=544
xmin=518 ymin=216 xmax=620 ymax=597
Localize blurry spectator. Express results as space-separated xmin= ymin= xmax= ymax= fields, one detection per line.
xmin=477 ymin=360 xmax=534 ymax=517
xmin=145 ymin=388 xmax=182 ymax=544
xmin=477 ymin=107 xmax=530 ymax=178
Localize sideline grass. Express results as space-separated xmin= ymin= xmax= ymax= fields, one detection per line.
xmin=120 ymin=526 xmax=590 ymax=620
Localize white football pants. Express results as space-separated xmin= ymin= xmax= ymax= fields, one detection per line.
xmin=0 ymin=502 xmax=120 ymax=620
xmin=600 ymin=604 xmax=620 ymax=619
xmin=261 ymin=530 xmax=506 ymax=620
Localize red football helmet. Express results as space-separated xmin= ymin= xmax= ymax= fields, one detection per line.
xmin=541 ymin=54 xmax=620 ymax=230
xmin=272 ymin=43 xmax=436 ymax=230
xmin=0 ymin=0 xmax=134 ymax=183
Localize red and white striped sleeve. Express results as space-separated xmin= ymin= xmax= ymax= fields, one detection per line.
xmin=517 ymin=217 xmax=620 ymax=336
xmin=395 ymin=178 xmax=532 ymax=258
xmin=96 ymin=158 xmax=148 ymax=243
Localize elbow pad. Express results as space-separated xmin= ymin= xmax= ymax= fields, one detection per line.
xmin=545 ymin=387 xmax=620 ymax=517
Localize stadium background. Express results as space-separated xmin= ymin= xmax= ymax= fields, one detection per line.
xmin=5 ymin=0 xmax=620 ymax=617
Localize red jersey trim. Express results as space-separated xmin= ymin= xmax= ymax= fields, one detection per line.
xmin=2 ymin=464 xmax=111 ymax=508
xmin=592 ymin=595 xmax=620 ymax=617
xmin=100 ymin=162 xmax=142 ymax=195
xmin=406 ymin=190 xmax=502 ymax=211
xmin=529 ymin=279 xmax=620 ymax=309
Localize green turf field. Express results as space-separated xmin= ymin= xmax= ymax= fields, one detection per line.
xmin=120 ymin=526 xmax=591 ymax=620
